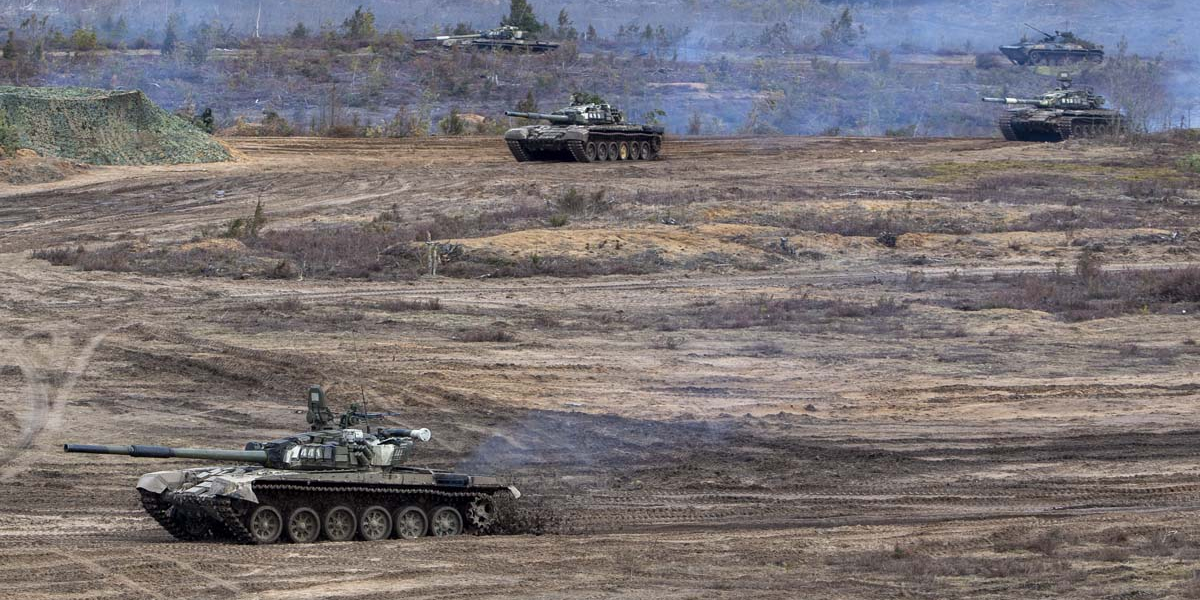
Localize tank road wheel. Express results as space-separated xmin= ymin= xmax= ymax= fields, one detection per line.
xmin=585 ymin=142 xmax=598 ymax=162
xmin=359 ymin=506 xmax=393 ymax=542
xmin=248 ymin=505 xmax=283 ymax=544
xmin=430 ymin=505 xmax=464 ymax=537
xmin=607 ymin=142 xmax=620 ymax=161
xmin=618 ymin=142 xmax=630 ymax=160
xmin=323 ymin=506 xmax=357 ymax=542
xmin=466 ymin=497 xmax=497 ymax=533
xmin=393 ymin=506 xmax=428 ymax=539
xmin=640 ymin=141 xmax=652 ymax=160
xmin=628 ymin=141 xmax=641 ymax=161
xmin=286 ymin=507 xmax=320 ymax=544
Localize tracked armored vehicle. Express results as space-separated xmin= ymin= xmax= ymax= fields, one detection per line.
xmin=1000 ymin=25 xmax=1104 ymax=66
xmin=504 ymin=95 xmax=664 ymax=162
xmin=983 ymin=74 xmax=1128 ymax=141
xmin=415 ymin=26 xmax=558 ymax=52
xmin=64 ymin=386 xmax=518 ymax=544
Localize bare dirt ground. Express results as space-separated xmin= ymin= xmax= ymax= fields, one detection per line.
xmin=2 ymin=136 xmax=1200 ymax=599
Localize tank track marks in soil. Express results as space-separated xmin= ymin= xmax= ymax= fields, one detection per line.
xmin=145 ymin=482 xmax=498 ymax=544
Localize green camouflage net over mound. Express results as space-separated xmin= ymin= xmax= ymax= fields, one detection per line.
xmin=0 ymin=86 xmax=231 ymax=165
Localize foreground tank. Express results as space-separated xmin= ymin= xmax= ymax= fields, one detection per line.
xmin=1000 ymin=25 xmax=1104 ymax=66
xmin=64 ymin=386 xmax=517 ymax=544
xmin=982 ymin=75 xmax=1128 ymax=142
xmin=503 ymin=96 xmax=664 ymax=162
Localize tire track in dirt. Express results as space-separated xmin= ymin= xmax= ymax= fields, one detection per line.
xmin=0 ymin=329 xmax=113 ymax=482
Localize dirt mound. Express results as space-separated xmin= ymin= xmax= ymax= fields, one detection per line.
xmin=0 ymin=156 xmax=85 ymax=185
xmin=0 ymin=86 xmax=231 ymax=165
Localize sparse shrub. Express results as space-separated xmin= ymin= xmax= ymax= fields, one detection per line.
xmin=223 ymin=200 xmax=267 ymax=239
xmin=31 ymin=245 xmax=84 ymax=266
xmin=375 ymin=298 xmax=441 ymax=311
xmin=458 ymin=326 xmax=516 ymax=342
xmin=652 ymin=335 xmax=685 ymax=350
xmin=554 ymin=187 xmax=609 ymax=215
xmin=548 ymin=214 xmax=569 ymax=227
xmin=74 ymin=244 xmax=132 ymax=272
xmin=438 ymin=108 xmax=467 ymax=136
xmin=268 ymin=260 xmax=297 ymax=279
xmin=1176 ymin=154 xmax=1200 ymax=174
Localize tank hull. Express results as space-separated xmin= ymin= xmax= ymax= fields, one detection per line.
xmin=137 ymin=466 xmax=518 ymax=543
xmin=1000 ymin=44 xmax=1104 ymax=66
xmin=998 ymin=108 xmax=1128 ymax=142
xmin=504 ymin=124 xmax=665 ymax=162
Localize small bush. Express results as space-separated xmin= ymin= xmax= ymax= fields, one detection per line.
xmin=375 ymin=298 xmax=441 ymax=311
xmin=31 ymin=245 xmax=84 ymax=266
xmin=554 ymin=187 xmax=609 ymax=215
xmin=458 ymin=326 xmax=516 ymax=342
xmin=1177 ymin=154 xmax=1200 ymax=174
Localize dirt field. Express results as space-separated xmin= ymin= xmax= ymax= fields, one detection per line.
xmin=2 ymin=136 xmax=1200 ymax=599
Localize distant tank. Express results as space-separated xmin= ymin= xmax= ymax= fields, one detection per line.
xmin=982 ymin=74 xmax=1128 ymax=141
xmin=503 ymin=95 xmax=664 ymax=162
xmin=1000 ymin=24 xmax=1104 ymax=66
xmin=64 ymin=386 xmax=518 ymax=544
xmin=415 ymin=26 xmax=559 ymax=52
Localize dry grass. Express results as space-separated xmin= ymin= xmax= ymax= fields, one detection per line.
xmin=973 ymin=267 xmax=1200 ymax=321
xmin=457 ymin=326 xmax=517 ymax=343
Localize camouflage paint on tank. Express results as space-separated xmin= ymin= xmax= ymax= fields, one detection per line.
xmin=64 ymin=386 xmax=518 ymax=544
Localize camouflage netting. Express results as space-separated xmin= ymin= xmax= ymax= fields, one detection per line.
xmin=0 ymin=86 xmax=231 ymax=165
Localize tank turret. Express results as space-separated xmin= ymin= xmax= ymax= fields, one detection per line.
xmin=503 ymin=95 xmax=662 ymax=162
xmin=63 ymin=386 xmax=517 ymax=544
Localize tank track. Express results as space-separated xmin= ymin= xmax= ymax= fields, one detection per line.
xmin=138 ymin=489 xmax=208 ymax=541
xmin=567 ymin=139 xmax=590 ymax=162
xmin=145 ymin=484 xmax=501 ymax=544
xmin=1056 ymin=121 xmax=1073 ymax=141
xmin=506 ymin=140 xmax=531 ymax=162
xmin=998 ymin=114 xmax=1018 ymax=141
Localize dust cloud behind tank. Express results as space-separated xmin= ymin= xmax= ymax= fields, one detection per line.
xmin=63 ymin=386 xmax=518 ymax=544
xmin=1000 ymin=24 xmax=1105 ymax=66
xmin=414 ymin=26 xmax=559 ymax=52
xmin=982 ymin=74 xmax=1129 ymax=142
xmin=503 ymin=95 xmax=665 ymax=163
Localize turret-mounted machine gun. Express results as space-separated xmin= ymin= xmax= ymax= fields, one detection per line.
xmin=64 ymin=385 xmax=517 ymax=544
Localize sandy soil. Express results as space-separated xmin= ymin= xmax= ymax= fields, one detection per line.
xmin=1 ymin=136 xmax=1199 ymax=599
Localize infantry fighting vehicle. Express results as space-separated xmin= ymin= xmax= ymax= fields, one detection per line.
xmin=415 ymin=26 xmax=559 ymax=52
xmin=64 ymin=386 xmax=518 ymax=544
xmin=504 ymin=95 xmax=664 ymax=162
xmin=982 ymin=74 xmax=1128 ymax=141
xmin=1000 ymin=24 xmax=1104 ymax=66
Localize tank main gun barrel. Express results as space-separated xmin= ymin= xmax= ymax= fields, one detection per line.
xmin=376 ymin=428 xmax=432 ymax=442
xmin=415 ymin=33 xmax=482 ymax=42
xmin=982 ymin=97 xmax=1039 ymax=105
xmin=1024 ymin=23 xmax=1053 ymax=38
xmin=64 ymin=443 xmax=269 ymax=463
xmin=505 ymin=111 xmax=575 ymax=124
